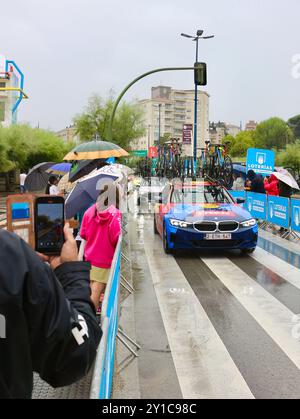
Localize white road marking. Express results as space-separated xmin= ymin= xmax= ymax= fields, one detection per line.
xmin=202 ymin=256 xmax=300 ymax=370
xmin=251 ymin=247 xmax=300 ymax=291
xmin=143 ymin=226 xmax=254 ymax=399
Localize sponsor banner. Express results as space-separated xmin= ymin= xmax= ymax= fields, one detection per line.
xmin=246 ymin=192 xmax=267 ymax=220
xmin=246 ymin=148 xmax=275 ymax=175
xmin=183 ymin=124 xmax=193 ymax=145
xmin=267 ymin=196 xmax=290 ymax=228
xmin=148 ymin=146 xmax=158 ymax=158
xmin=291 ymin=199 xmax=300 ymax=233
xmin=131 ymin=150 xmax=147 ymax=157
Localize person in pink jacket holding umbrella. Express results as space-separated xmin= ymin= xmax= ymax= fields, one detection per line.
xmin=80 ymin=183 xmax=122 ymax=310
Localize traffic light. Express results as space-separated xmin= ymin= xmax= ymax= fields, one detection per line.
xmin=194 ymin=62 xmax=207 ymax=86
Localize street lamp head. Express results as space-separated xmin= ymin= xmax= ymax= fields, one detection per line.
xmin=181 ymin=33 xmax=194 ymax=39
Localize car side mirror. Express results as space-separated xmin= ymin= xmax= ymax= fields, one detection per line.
xmin=236 ymin=198 xmax=245 ymax=204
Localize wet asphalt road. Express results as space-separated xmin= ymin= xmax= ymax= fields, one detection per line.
xmin=119 ymin=210 xmax=300 ymax=399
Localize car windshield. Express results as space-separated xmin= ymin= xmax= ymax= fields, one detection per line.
xmin=171 ymin=185 xmax=234 ymax=204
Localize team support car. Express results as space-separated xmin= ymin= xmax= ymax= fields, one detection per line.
xmin=154 ymin=181 xmax=258 ymax=254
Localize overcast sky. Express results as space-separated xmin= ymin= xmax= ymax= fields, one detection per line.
xmin=1 ymin=0 xmax=299 ymax=131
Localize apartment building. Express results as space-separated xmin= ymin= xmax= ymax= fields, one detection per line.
xmin=245 ymin=120 xmax=258 ymax=131
xmin=132 ymin=85 xmax=210 ymax=156
xmin=209 ymin=121 xmax=241 ymax=144
xmin=56 ymin=125 xmax=80 ymax=144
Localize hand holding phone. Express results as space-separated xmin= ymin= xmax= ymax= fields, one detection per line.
xmin=38 ymin=223 xmax=78 ymax=270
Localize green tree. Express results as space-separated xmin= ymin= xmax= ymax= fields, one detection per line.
xmin=276 ymin=141 xmax=300 ymax=177
xmin=159 ymin=133 xmax=172 ymax=144
xmin=226 ymin=131 xmax=255 ymax=157
xmin=254 ymin=117 xmax=294 ymax=150
xmin=25 ymin=128 xmax=72 ymax=169
xmin=288 ymin=115 xmax=300 ymax=140
xmin=0 ymin=136 xmax=14 ymax=172
xmin=74 ymin=94 xmax=145 ymax=149
xmin=0 ymin=124 xmax=72 ymax=172
xmin=222 ymin=135 xmax=235 ymax=147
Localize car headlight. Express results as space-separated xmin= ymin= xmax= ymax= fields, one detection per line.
xmin=240 ymin=219 xmax=257 ymax=228
xmin=170 ymin=219 xmax=192 ymax=228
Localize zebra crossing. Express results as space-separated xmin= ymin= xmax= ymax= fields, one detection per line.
xmin=138 ymin=217 xmax=300 ymax=399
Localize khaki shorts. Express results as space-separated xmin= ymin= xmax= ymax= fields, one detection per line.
xmin=90 ymin=266 xmax=110 ymax=284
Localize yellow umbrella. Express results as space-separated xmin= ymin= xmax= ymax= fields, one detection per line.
xmin=64 ymin=140 xmax=129 ymax=161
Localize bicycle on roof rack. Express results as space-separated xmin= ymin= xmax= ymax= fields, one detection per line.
xmin=198 ymin=142 xmax=233 ymax=187
xmin=136 ymin=140 xmax=233 ymax=188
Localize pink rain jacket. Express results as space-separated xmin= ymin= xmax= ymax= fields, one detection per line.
xmin=80 ymin=204 xmax=121 ymax=269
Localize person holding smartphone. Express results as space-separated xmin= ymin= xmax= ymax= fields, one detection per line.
xmin=0 ymin=223 xmax=102 ymax=399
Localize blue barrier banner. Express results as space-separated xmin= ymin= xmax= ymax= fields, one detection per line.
xmin=97 ymin=239 xmax=121 ymax=400
xmin=246 ymin=192 xmax=267 ymax=219
xmin=291 ymin=199 xmax=300 ymax=233
xmin=246 ymin=148 xmax=275 ymax=175
xmin=267 ymin=196 xmax=290 ymax=228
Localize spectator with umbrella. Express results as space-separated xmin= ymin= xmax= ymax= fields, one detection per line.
xmin=45 ymin=176 xmax=60 ymax=195
xmin=247 ymin=170 xmax=266 ymax=194
xmin=264 ymin=174 xmax=279 ymax=196
xmin=80 ymin=183 xmax=122 ymax=310
xmin=24 ymin=162 xmax=56 ymax=192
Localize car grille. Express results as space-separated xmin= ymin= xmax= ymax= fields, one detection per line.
xmin=194 ymin=220 xmax=239 ymax=233
xmin=218 ymin=221 xmax=239 ymax=232
xmin=194 ymin=222 xmax=216 ymax=232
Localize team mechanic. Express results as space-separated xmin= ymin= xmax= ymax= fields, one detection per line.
xmin=0 ymin=225 xmax=102 ymax=399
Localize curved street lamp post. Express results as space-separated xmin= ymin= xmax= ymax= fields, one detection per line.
xmin=181 ymin=30 xmax=214 ymax=168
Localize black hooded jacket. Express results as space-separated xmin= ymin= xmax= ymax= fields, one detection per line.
xmin=0 ymin=230 xmax=102 ymax=399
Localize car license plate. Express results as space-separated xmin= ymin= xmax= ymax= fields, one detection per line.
xmin=205 ymin=233 xmax=232 ymax=240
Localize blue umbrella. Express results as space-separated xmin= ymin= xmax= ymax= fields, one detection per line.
xmin=233 ymin=164 xmax=247 ymax=178
xmin=65 ymin=170 xmax=119 ymax=219
xmin=47 ymin=162 xmax=72 ymax=175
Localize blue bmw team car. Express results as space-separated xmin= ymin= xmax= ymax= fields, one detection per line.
xmin=154 ymin=181 xmax=258 ymax=254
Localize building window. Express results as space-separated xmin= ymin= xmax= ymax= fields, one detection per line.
xmin=0 ymin=102 xmax=5 ymax=122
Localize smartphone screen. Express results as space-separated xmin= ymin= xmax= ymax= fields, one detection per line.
xmin=35 ymin=197 xmax=65 ymax=255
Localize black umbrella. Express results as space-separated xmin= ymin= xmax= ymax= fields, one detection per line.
xmin=25 ymin=162 xmax=56 ymax=192
xmin=68 ymin=159 xmax=107 ymax=183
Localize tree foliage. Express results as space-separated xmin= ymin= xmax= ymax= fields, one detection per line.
xmin=276 ymin=141 xmax=300 ymax=177
xmin=74 ymin=94 xmax=145 ymax=149
xmin=0 ymin=125 xmax=72 ymax=172
xmin=254 ymin=117 xmax=294 ymax=150
xmin=288 ymin=115 xmax=300 ymax=140
xmin=224 ymin=132 xmax=255 ymax=157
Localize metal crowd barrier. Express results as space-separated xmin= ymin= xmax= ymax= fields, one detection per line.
xmin=230 ymin=191 xmax=300 ymax=239
xmin=90 ymin=236 xmax=122 ymax=399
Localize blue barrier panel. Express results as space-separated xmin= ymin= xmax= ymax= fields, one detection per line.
xmin=89 ymin=236 xmax=121 ymax=400
xmin=246 ymin=192 xmax=267 ymax=219
xmin=102 ymin=250 xmax=121 ymax=399
xmin=291 ymin=199 xmax=300 ymax=233
xmin=267 ymin=196 xmax=290 ymax=228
